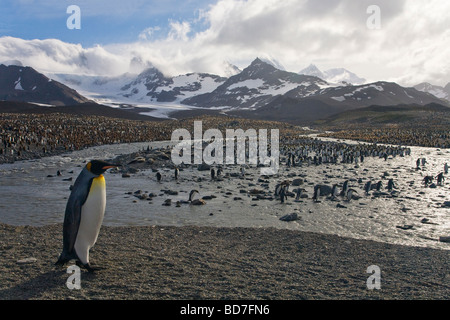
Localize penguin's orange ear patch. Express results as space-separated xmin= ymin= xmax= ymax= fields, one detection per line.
xmin=86 ymin=162 xmax=92 ymax=172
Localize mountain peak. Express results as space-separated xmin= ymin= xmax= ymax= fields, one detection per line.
xmin=299 ymin=64 xmax=325 ymax=80
xmin=245 ymin=58 xmax=278 ymax=73
xmin=222 ymin=61 xmax=241 ymax=77
xmin=299 ymin=64 xmax=366 ymax=85
xmin=251 ymin=57 xmax=270 ymax=66
xmin=1 ymin=59 xmax=24 ymax=67
xmin=444 ymin=82 xmax=450 ymax=93
xmin=0 ymin=64 xmax=89 ymax=105
xmin=414 ymin=82 xmax=450 ymax=101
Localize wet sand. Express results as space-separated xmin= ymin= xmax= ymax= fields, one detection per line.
xmin=0 ymin=223 xmax=448 ymax=300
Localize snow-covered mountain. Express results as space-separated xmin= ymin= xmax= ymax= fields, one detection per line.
xmin=299 ymin=64 xmax=366 ymax=85
xmin=120 ymin=68 xmax=227 ymax=103
xmin=222 ymin=61 xmax=242 ymax=77
xmin=50 ymin=68 xmax=227 ymax=106
xmin=323 ymin=68 xmax=366 ymax=85
xmin=259 ymin=57 xmax=286 ymax=71
xmin=48 ymin=58 xmax=446 ymax=122
xmin=6 ymin=57 xmax=445 ymax=124
xmin=312 ymin=81 xmax=442 ymax=108
xmin=298 ymin=64 xmax=325 ymax=80
xmin=414 ymin=82 xmax=450 ymax=102
xmin=182 ymin=58 xmax=443 ymax=112
xmin=181 ymin=58 xmax=329 ymax=109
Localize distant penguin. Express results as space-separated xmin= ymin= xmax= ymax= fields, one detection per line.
xmin=279 ymin=185 xmax=288 ymax=203
xmin=346 ymin=188 xmax=358 ymax=201
xmin=423 ymin=175 xmax=433 ymax=187
xmin=435 ymin=173 xmax=445 ymax=186
xmin=55 ymin=160 xmax=119 ymax=272
xmin=189 ymin=189 xmax=199 ymax=202
xmin=313 ymin=185 xmax=321 ymax=202
xmin=364 ymin=181 xmax=372 ymax=195
xmin=387 ymin=179 xmax=395 ymax=192
xmin=331 ymin=184 xmax=339 ymax=200
xmin=274 ymin=183 xmax=282 ymax=197
xmin=295 ymin=188 xmax=306 ymax=201
xmin=217 ymin=167 xmax=223 ymax=178
xmin=211 ymin=168 xmax=216 ymax=180
xmin=189 ymin=189 xmax=206 ymax=205
xmin=376 ymin=181 xmax=383 ymax=191
xmin=174 ymin=167 xmax=179 ymax=180
xmin=156 ymin=171 xmax=162 ymax=182
xmin=340 ymin=180 xmax=349 ymax=196
xmin=240 ymin=167 xmax=245 ymax=177
xmin=444 ymin=163 xmax=448 ymax=174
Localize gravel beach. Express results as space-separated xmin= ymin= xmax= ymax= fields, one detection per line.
xmin=0 ymin=223 xmax=448 ymax=300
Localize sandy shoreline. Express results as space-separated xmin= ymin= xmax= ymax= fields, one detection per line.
xmin=0 ymin=223 xmax=448 ymax=300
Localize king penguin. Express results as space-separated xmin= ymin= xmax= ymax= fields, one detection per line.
xmin=55 ymin=160 xmax=119 ymax=272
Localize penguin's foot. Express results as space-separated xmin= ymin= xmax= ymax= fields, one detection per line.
xmin=76 ymin=261 xmax=104 ymax=273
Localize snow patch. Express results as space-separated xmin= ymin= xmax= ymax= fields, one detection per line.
xmin=14 ymin=78 xmax=24 ymax=90
xmin=331 ymin=96 xmax=346 ymax=102
xmin=228 ymin=79 xmax=265 ymax=90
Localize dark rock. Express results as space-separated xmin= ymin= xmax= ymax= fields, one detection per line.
xmin=279 ymin=213 xmax=301 ymax=222
xmin=396 ymin=225 xmax=414 ymax=230
xmin=439 ymin=236 xmax=450 ymax=243
xmin=197 ymin=163 xmax=211 ymax=171
xmin=316 ymin=185 xmax=332 ymax=196
xmin=127 ymin=167 xmax=139 ymax=174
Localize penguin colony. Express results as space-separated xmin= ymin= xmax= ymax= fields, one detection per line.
xmin=119 ymin=135 xmax=448 ymax=211
xmin=0 ymin=114 xmax=311 ymax=164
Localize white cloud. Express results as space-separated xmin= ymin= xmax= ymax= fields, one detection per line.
xmin=1 ymin=0 xmax=449 ymax=86
xmin=0 ymin=36 xmax=130 ymax=76
xmin=138 ymin=27 xmax=161 ymax=41
xmin=168 ymin=20 xmax=191 ymax=41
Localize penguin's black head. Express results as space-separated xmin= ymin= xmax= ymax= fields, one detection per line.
xmin=86 ymin=160 xmax=120 ymax=175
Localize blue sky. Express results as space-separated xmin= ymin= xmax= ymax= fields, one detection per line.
xmin=0 ymin=0 xmax=213 ymax=46
xmin=0 ymin=0 xmax=448 ymax=86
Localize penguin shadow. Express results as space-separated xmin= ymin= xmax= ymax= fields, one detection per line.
xmin=0 ymin=263 xmax=100 ymax=299
xmin=0 ymin=268 xmax=63 ymax=299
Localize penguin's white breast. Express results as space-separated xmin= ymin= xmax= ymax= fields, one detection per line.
xmin=76 ymin=175 xmax=107 ymax=250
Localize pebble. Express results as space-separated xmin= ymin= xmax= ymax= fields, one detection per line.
xmin=17 ymin=257 xmax=37 ymax=264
